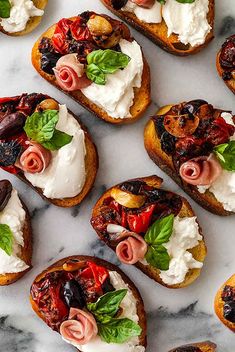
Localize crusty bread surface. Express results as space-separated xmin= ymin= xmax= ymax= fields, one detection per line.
xmin=216 ymin=50 xmax=235 ymax=95
xmin=101 ymin=0 xmax=214 ymax=56
xmin=91 ymin=175 xmax=207 ymax=289
xmin=169 ymin=341 xmax=217 ymax=351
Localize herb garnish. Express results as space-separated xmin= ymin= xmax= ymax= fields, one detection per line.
xmin=214 ymin=141 xmax=235 ymax=171
xmin=0 ymin=224 xmax=13 ymax=256
xmin=0 ymin=0 xmax=11 ymax=18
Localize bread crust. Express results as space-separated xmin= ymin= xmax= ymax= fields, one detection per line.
xmin=101 ymin=0 xmax=214 ymax=56
xmin=31 ymin=16 xmax=151 ymax=125
xmin=169 ymin=341 xmax=217 ymax=351
xmin=4 ymin=102 xmax=98 ymax=208
xmin=30 ymin=255 xmax=147 ymax=350
xmin=216 ymin=50 xmax=235 ymax=95
xmin=214 ymin=274 xmax=235 ymax=332
xmin=0 ymin=0 xmax=48 ymax=36
xmin=0 ymin=200 xmax=32 ymax=286
xmin=91 ymin=175 xmax=207 ymax=289
xmin=144 ymin=108 xmax=233 ymax=216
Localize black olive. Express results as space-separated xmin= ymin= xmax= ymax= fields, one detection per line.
xmin=153 ymin=116 xmax=165 ymax=137
xmin=0 ymin=180 xmax=12 ymax=212
xmin=63 ymin=280 xmax=86 ymax=309
xmin=223 ymin=301 xmax=235 ymax=323
xmin=101 ymin=277 xmax=114 ymax=294
xmin=222 ymin=285 xmax=235 ymax=302
xmin=181 ymin=100 xmax=208 ymax=115
xmin=0 ymin=112 xmax=26 ymax=139
xmin=160 ymin=131 xmax=176 ymax=155
xmin=0 ymin=140 xmax=22 ymax=167
xmin=41 ymin=52 xmax=61 ymax=75
xmin=110 ymin=0 xmax=128 ymax=10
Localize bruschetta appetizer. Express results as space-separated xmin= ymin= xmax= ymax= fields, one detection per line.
xmin=101 ymin=0 xmax=214 ymax=56
xmin=91 ymin=175 xmax=206 ymax=289
xmin=169 ymin=341 xmax=217 ymax=351
xmin=214 ymin=274 xmax=235 ymax=332
xmin=0 ymin=179 xmax=32 ymax=285
xmin=0 ymin=0 xmax=47 ymax=36
xmin=216 ymin=34 xmax=235 ymax=95
xmin=31 ymin=11 xmax=151 ymax=124
xmin=0 ymin=93 xmax=98 ymax=207
xmin=30 ymin=255 xmax=147 ymax=352
xmin=144 ymin=100 xmax=235 ymax=215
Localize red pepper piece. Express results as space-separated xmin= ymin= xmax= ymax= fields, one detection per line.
xmin=49 ymin=283 xmax=68 ymax=320
xmin=208 ymin=117 xmax=235 ymax=145
xmin=70 ymin=18 xmax=92 ymax=41
xmin=52 ymin=18 xmax=73 ymax=54
xmin=127 ymin=204 xmax=156 ymax=234
xmin=79 ymin=261 xmax=109 ymax=294
xmin=0 ymin=95 xmax=20 ymax=104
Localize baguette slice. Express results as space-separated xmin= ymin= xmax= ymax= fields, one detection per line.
xmin=144 ymin=105 xmax=233 ymax=216
xmin=30 ymin=255 xmax=147 ymax=350
xmin=91 ymin=175 xmax=207 ymax=289
xmin=0 ymin=199 xmax=32 ymax=286
xmin=214 ymin=274 xmax=235 ymax=332
xmin=101 ymin=0 xmax=214 ymax=56
xmin=31 ymin=15 xmax=151 ymax=125
xmin=216 ymin=42 xmax=235 ymax=95
xmin=0 ymin=0 xmax=48 ymax=36
xmin=169 ymin=341 xmax=217 ymax=351
xmin=0 ymin=94 xmax=98 ymax=208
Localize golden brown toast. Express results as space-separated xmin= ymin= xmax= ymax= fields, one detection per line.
xmin=30 ymin=255 xmax=147 ymax=350
xmin=0 ymin=201 xmax=32 ymax=286
xmin=91 ymin=175 xmax=207 ymax=289
xmin=144 ymin=105 xmax=233 ymax=216
xmin=31 ymin=15 xmax=151 ymax=125
xmin=0 ymin=0 xmax=48 ymax=36
xmin=101 ymin=0 xmax=214 ymax=56
xmin=214 ymin=274 xmax=235 ymax=332
xmin=216 ymin=49 xmax=235 ymax=95
xmin=169 ymin=341 xmax=217 ymax=351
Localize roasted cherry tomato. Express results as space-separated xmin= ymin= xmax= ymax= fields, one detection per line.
xmin=127 ymin=204 xmax=156 ymax=234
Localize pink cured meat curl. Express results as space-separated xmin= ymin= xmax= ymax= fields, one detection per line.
xmin=60 ymin=308 xmax=98 ymax=345
xmin=131 ymin=0 xmax=155 ymax=8
xmin=116 ymin=232 xmax=148 ymax=265
xmin=16 ymin=141 xmax=51 ymax=174
xmin=179 ymin=154 xmax=222 ymax=186
xmin=54 ymin=54 xmax=91 ymax=91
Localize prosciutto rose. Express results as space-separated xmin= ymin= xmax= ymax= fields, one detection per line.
xmin=60 ymin=308 xmax=98 ymax=345
xmin=179 ymin=154 xmax=222 ymax=186
xmin=53 ymin=54 xmax=91 ymax=91
xmin=116 ymin=232 xmax=148 ymax=265
xmin=16 ymin=141 xmax=51 ymax=174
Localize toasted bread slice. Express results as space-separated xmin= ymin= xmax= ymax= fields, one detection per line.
xmin=91 ymin=175 xmax=207 ymax=289
xmin=31 ymin=16 xmax=151 ymax=125
xmin=30 ymin=255 xmax=147 ymax=350
xmin=0 ymin=201 xmax=32 ymax=286
xmin=101 ymin=0 xmax=214 ymax=56
xmin=0 ymin=0 xmax=48 ymax=36
xmin=214 ymin=274 xmax=235 ymax=332
xmin=169 ymin=341 xmax=217 ymax=351
xmin=144 ymin=105 xmax=232 ymax=216
xmin=216 ymin=48 xmax=235 ymax=95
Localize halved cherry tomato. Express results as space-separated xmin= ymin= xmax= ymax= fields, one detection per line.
xmin=207 ymin=117 xmax=235 ymax=145
xmin=127 ymin=204 xmax=156 ymax=234
xmin=79 ymin=261 xmax=109 ymax=294
xmin=70 ymin=18 xmax=92 ymax=41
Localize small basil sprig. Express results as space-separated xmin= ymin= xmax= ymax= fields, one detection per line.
xmin=24 ymin=110 xmax=73 ymax=151
xmin=157 ymin=0 xmax=195 ymax=3
xmin=144 ymin=214 xmax=174 ymax=270
xmin=86 ymin=49 xmax=131 ymax=85
xmin=0 ymin=0 xmax=11 ymax=18
xmin=214 ymin=141 xmax=235 ymax=171
xmin=0 ymin=224 xmax=13 ymax=256
xmin=87 ymin=289 xmax=142 ymax=343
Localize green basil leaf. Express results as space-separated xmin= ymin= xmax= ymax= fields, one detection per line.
xmin=86 ymin=63 xmax=106 ymax=85
xmin=41 ymin=129 xmax=73 ymax=151
xmin=145 ymin=244 xmax=170 ymax=270
xmin=87 ymin=49 xmax=131 ymax=74
xmin=0 ymin=224 xmax=13 ymax=256
xmin=98 ymin=318 xmax=142 ymax=344
xmin=144 ymin=214 xmax=174 ymax=246
xmin=175 ymin=0 xmax=195 ymax=3
xmin=214 ymin=141 xmax=235 ymax=171
xmin=24 ymin=110 xmax=59 ymax=143
xmin=87 ymin=289 xmax=127 ymax=319
xmin=0 ymin=0 xmax=11 ymax=18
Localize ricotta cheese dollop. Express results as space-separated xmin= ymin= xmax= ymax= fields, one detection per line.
xmin=122 ymin=1 xmax=162 ymax=24
xmin=0 ymin=189 xmax=29 ymax=274
xmin=0 ymin=0 xmax=44 ymax=33
xmin=159 ymin=216 xmax=203 ymax=285
xmin=81 ymin=39 xmax=143 ymax=119
xmin=162 ymin=0 xmax=211 ymax=47
xmin=25 ymin=105 xmax=86 ymax=199
xmin=64 ymin=271 xmax=145 ymax=352
xmin=197 ymin=112 xmax=235 ymax=212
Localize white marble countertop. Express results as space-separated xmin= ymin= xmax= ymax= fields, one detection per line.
xmin=0 ymin=0 xmax=235 ymax=351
